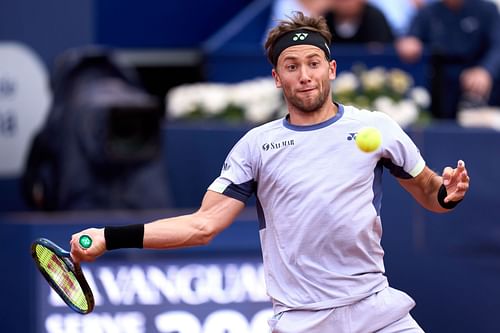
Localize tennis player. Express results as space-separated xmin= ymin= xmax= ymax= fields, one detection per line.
xmin=71 ymin=12 xmax=470 ymax=332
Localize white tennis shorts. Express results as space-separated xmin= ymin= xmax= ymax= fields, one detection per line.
xmin=268 ymin=287 xmax=425 ymax=333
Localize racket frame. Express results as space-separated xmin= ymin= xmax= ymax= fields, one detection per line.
xmin=31 ymin=238 xmax=95 ymax=314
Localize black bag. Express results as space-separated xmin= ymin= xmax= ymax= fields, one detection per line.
xmin=21 ymin=46 xmax=171 ymax=210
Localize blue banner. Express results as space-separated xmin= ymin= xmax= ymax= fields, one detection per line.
xmin=36 ymin=256 xmax=272 ymax=333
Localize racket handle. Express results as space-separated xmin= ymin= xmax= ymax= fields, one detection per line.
xmin=79 ymin=235 xmax=93 ymax=249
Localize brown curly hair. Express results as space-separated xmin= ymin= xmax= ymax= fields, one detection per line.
xmin=264 ymin=11 xmax=332 ymax=66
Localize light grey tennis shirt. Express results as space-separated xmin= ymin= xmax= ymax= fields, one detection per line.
xmin=208 ymin=104 xmax=425 ymax=313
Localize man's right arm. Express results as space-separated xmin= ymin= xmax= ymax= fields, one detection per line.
xmin=143 ymin=191 xmax=245 ymax=249
xmin=70 ymin=190 xmax=245 ymax=262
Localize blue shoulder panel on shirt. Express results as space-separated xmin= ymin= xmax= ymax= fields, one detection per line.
xmin=223 ymin=180 xmax=256 ymax=202
xmin=381 ymin=158 xmax=412 ymax=179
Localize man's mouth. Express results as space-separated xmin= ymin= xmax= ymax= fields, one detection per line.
xmin=298 ymin=87 xmax=316 ymax=93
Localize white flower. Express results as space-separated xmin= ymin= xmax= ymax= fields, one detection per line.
xmin=245 ymin=101 xmax=270 ymax=123
xmin=393 ymin=99 xmax=419 ymax=128
xmin=409 ymin=86 xmax=431 ymax=109
xmin=198 ymin=84 xmax=230 ymax=115
xmin=373 ymin=96 xmax=394 ymax=112
xmin=375 ymin=97 xmax=418 ymax=127
xmin=233 ymin=78 xmax=282 ymax=123
xmin=360 ymin=67 xmax=386 ymax=91
xmin=332 ymin=72 xmax=359 ymax=95
xmin=458 ymin=107 xmax=500 ymax=130
xmin=166 ymin=77 xmax=284 ymax=123
xmin=166 ymin=85 xmax=200 ymax=118
xmin=387 ymin=69 xmax=413 ymax=95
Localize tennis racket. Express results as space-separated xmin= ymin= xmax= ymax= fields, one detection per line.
xmin=31 ymin=235 xmax=95 ymax=314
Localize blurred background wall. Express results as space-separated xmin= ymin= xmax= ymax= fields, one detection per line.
xmin=1 ymin=1 xmax=500 ymax=332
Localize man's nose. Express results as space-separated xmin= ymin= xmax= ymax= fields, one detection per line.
xmin=299 ymin=67 xmax=312 ymax=84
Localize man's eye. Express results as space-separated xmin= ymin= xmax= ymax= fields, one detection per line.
xmin=286 ymin=64 xmax=297 ymax=71
xmin=310 ymin=61 xmax=320 ymax=68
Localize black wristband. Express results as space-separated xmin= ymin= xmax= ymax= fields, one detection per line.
xmin=437 ymin=184 xmax=462 ymax=209
xmin=104 ymin=224 xmax=144 ymax=250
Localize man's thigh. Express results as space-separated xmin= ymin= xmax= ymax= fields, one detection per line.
xmin=270 ymin=308 xmax=339 ymax=333
xmin=349 ymin=287 xmax=422 ymax=332
xmin=271 ymin=287 xmax=424 ymax=333
xmin=376 ymin=313 xmax=424 ymax=333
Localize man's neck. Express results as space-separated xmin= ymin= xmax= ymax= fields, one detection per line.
xmin=288 ymin=101 xmax=338 ymax=126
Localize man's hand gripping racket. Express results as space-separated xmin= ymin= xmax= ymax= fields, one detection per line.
xmin=31 ymin=234 xmax=96 ymax=314
xmin=69 ymin=228 xmax=106 ymax=263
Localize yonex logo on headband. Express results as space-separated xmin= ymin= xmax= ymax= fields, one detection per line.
xmin=293 ymin=33 xmax=309 ymax=41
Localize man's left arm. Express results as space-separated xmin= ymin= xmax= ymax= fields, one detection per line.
xmin=398 ymin=160 xmax=470 ymax=213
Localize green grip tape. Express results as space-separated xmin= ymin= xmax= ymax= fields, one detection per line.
xmin=79 ymin=235 xmax=93 ymax=249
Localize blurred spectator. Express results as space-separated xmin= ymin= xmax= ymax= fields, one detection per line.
xmin=488 ymin=0 xmax=500 ymax=10
xmin=368 ymin=0 xmax=430 ymax=36
xmin=265 ymin=0 xmax=330 ymax=34
xmin=396 ymin=0 xmax=500 ymax=119
xmin=323 ymin=0 xmax=394 ymax=44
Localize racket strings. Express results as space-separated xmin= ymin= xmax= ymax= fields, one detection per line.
xmin=34 ymin=244 xmax=89 ymax=311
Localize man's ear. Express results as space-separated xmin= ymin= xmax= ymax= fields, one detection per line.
xmin=329 ymin=60 xmax=337 ymax=80
xmin=272 ymin=68 xmax=282 ymax=88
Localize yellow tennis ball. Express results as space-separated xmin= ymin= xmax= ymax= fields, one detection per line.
xmin=355 ymin=127 xmax=382 ymax=153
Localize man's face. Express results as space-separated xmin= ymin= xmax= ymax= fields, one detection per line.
xmin=272 ymin=45 xmax=336 ymax=113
